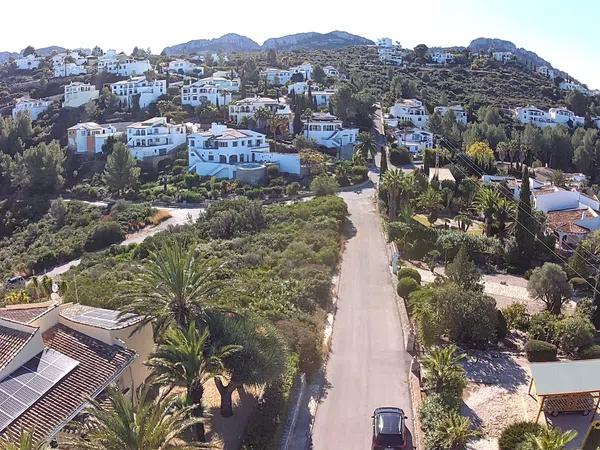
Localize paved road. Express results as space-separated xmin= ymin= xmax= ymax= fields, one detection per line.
xmin=311 ymin=180 xmax=414 ymax=449
xmin=46 ymin=207 xmax=203 ymax=279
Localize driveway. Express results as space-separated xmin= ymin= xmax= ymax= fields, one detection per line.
xmin=45 ymin=207 xmax=203 ymax=279
xmin=310 ymin=178 xmax=414 ymax=449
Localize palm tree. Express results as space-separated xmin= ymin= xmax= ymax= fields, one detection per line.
xmin=523 ymin=427 xmax=577 ymax=450
xmin=267 ymin=115 xmax=289 ymax=152
xmin=120 ymin=241 xmax=225 ymax=338
xmin=354 ymin=131 xmax=378 ymax=161
xmin=75 ymin=386 xmax=204 ymax=450
xmin=494 ymin=196 xmax=516 ymax=236
xmin=381 ymin=169 xmax=404 ymax=220
xmin=439 ymin=411 xmax=480 ymax=450
xmin=453 ymin=214 xmax=472 ymax=232
xmin=146 ymin=322 xmax=241 ymax=441
xmin=421 ymin=345 xmax=466 ymax=394
xmin=0 ymin=429 xmax=48 ymax=450
xmin=253 ymin=107 xmax=271 ymax=131
xmin=301 ymin=108 xmax=313 ymax=139
xmin=496 ymin=141 xmax=508 ymax=165
xmin=473 ymin=187 xmax=503 ymax=237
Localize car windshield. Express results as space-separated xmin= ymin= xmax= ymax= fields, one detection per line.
xmin=375 ymin=413 xmax=404 ymax=445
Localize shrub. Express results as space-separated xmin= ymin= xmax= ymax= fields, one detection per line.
xmin=499 ymin=421 xmax=544 ymax=450
xmin=310 ymin=174 xmax=339 ymax=196
xmin=554 ymin=314 xmax=594 ymax=355
xmin=84 ymin=221 xmax=125 ymax=252
xmin=578 ymin=344 xmax=600 ymax=360
xmin=419 ymin=393 xmax=457 ymax=450
xmin=398 ymin=267 xmax=422 ymax=283
xmin=525 ymin=340 xmax=557 ymax=362
xmin=502 ymin=303 xmax=531 ymax=332
xmin=397 ymin=277 xmax=419 ymax=299
xmin=388 ymin=222 xmax=412 ymax=242
xmin=389 ymin=147 xmax=412 ymax=166
xmin=570 ymin=277 xmax=588 ymax=292
xmin=496 ymin=309 xmax=508 ymax=339
xmin=528 ymin=311 xmax=560 ymax=342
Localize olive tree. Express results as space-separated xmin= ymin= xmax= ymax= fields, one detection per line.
xmin=527 ymin=263 xmax=573 ymax=315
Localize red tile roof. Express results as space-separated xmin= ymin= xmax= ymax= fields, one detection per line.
xmin=0 ymin=325 xmax=35 ymax=371
xmin=1 ymin=324 xmax=136 ymax=443
xmin=546 ymin=209 xmax=594 ymax=234
xmin=0 ymin=304 xmax=56 ymax=325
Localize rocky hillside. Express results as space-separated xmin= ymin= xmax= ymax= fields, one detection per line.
xmin=162 ymin=33 xmax=261 ymax=56
xmin=261 ymin=31 xmax=373 ymax=50
xmin=0 ymin=52 xmax=17 ymax=64
xmin=468 ymin=37 xmax=574 ymax=82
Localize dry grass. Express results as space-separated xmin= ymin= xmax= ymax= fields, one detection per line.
xmin=147 ymin=209 xmax=172 ymax=226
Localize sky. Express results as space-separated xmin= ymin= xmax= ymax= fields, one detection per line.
xmin=2 ymin=0 xmax=599 ymax=88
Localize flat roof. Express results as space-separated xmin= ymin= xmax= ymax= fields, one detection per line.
xmin=531 ymin=360 xmax=600 ymax=396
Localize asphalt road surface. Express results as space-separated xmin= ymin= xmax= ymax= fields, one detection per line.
xmin=311 ymin=181 xmax=414 ymax=449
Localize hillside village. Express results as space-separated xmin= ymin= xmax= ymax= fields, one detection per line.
xmin=0 ymin=28 xmax=600 ymax=450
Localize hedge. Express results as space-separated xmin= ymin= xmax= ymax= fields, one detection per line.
xmin=578 ymin=344 xmax=600 ymax=360
xmin=84 ymin=221 xmax=125 ymax=252
xmin=525 ymin=340 xmax=557 ymax=362
xmin=398 ymin=267 xmax=422 ymax=283
xmin=499 ymin=421 xmax=544 ymax=450
xmin=397 ymin=277 xmax=419 ymax=299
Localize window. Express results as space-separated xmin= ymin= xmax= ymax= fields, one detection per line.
xmin=208 ymin=154 xmax=214 ymax=161
xmin=233 ymin=141 xmax=238 ymax=147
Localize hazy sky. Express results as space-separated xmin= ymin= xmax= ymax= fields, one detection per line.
xmin=3 ymin=0 xmax=599 ymax=88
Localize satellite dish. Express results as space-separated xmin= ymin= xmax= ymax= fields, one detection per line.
xmin=52 ymin=282 xmax=59 ymax=293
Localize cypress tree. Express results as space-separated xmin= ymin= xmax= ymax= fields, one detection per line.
xmin=293 ymin=111 xmax=303 ymax=135
xmin=593 ymin=274 xmax=600 ymax=329
xmin=380 ymin=146 xmax=388 ymax=177
xmin=515 ymin=166 xmax=535 ymax=265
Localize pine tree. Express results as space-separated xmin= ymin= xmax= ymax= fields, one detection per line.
xmin=445 ymin=245 xmax=483 ymax=291
xmin=515 ymin=166 xmax=535 ymax=266
xmin=103 ymin=143 xmax=140 ymax=196
xmin=380 ymin=146 xmax=388 ymax=178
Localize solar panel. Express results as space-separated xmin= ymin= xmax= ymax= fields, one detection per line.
xmin=0 ymin=348 xmax=78 ymax=432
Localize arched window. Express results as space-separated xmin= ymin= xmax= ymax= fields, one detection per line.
xmin=229 ymin=155 xmax=238 ymax=164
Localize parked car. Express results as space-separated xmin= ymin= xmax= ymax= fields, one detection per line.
xmin=4 ymin=276 xmax=25 ymax=289
xmin=371 ymin=407 xmax=407 ymax=449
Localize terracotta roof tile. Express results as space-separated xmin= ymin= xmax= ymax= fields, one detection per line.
xmin=1 ymin=324 xmax=136 ymax=443
xmin=0 ymin=326 xmax=35 ymax=371
xmin=546 ymin=209 xmax=594 ymax=234
xmin=0 ymin=305 xmax=56 ymax=325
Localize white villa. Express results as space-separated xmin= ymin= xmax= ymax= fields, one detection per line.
xmin=493 ymin=51 xmax=513 ymax=62
xmin=290 ymin=63 xmax=314 ymax=81
xmin=515 ymin=105 xmax=584 ymax=128
xmin=559 ymin=81 xmax=589 ymax=94
xmin=312 ymin=89 xmax=336 ymax=107
xmin=63 ymin=82 xmax=99 ymax=108
xmin=98 ymin=55 xmax=152 ymax=77
xmin=228 ymin=96 xmax=292 ymax=126
xmin=15 ymin=54 xmax=42 ymax=70
xmin=537 ymin=66 xmax=556 ymax=79
xmin=110 ymin=76 xmax=166 ymax=109
xmin=377 ymin=38 xmax=403 ymax=66
xmin=67 ymin=122 xmax=119 ymax=155
xmin=389 ymin=99 xmax=429 ymax=129
xmin=323 ymin=66 xmax=340 ymax=78
xmin=198 ymin=76 xmax=240 ymax=92
xmin=396 ymin=129 xmax=434 ymax=154
xmin=181 ymin=81 xmax=232 ymax=107
xmin=431 ymin=52 xmax=454 ymax=64
xmin=288 ymin=81 xmax=311 ymax=95
xmin=263 ymin=68 xmax=292 ymax=85
xmin=434 ymin=105 xmax=468 ymax=125
xmin=187 ymin=123 xmax=301 ymax=181
xmin=12 ymin=98 xmax=52 ymax=120
xmin=53 ymin=62 xmax=87 ymax=78
xmin=168 ymin=59 xmax=203 ymax=75
xmin=303 ymin=112 xmax=358 ymax=149
xmin=126 ymin=117 xmax=188 ymax=160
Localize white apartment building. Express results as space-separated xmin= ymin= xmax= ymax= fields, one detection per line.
xmin=63 ymin=82 xmax=99 ymax=108
xmin=548 ymin=107 xmax=585 ymax=127
xmin=303 ymin=112 xmax=358 ymax=149
xmin=288 ymin=81 xmax=310 ymax=95
xmin=312 ymin=89 xmax=336 ymax=107
xmin=168 ymin=59 xmax=203 ymax=75
xmin=197 ymin=76 xmax=240 ymax=92
xmin=537 ymin=65 xmax=556 ymax=79
xmin=431 ymin=52 xmax=454 ymax=64
xmin=99 ymin=56 xmax=152 ymax=77
xmin=396 ymin=129 xmax=434 ymax=154
xmin=126 ymin=117 xmax=187 ymax=160
xmin=188 ymin=123 xmax=301 ymax=180
xmin=110 ymin=76 xmax=166 ymax=108
xmin=67 ymin=122 xmax=119 ymax=155
xmin=51 ymin=51 xmax=87 ymax=66
xmin=12 ymin=98 xmax=52 ymax=120
xmin=323 ymin=66 xmax=340 ymax=78
xmin=377 ymin=37 xmax=403 ymax=66
xmin=228 ymin=96 xmax=292 ymax=126
xmin=53 ymin=62 xmax=87 ymax=78
xmin=434 ymin=105 xmax=468 ymax=125
xmin=493 ymin=51 xmax=514 ymax=62
xmin=559 ymin=81 xmax=589 ymax=94
xmin=389 ymin=99 xmax=429 ymax=129
xmin=181 ymin=81 xmax=232 ymax=107
xmin=263 ymin=68 xmax=292 ymax=85
xmin=290 ymin=63 xmax=314 ymax=81
xmin=15 ymin=54 xmax=42 ymax=70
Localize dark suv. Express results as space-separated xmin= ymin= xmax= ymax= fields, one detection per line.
xmin=371 ymin=407 xmax=407 ymax=449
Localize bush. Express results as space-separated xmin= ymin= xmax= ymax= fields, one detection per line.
xmin=502 ymin=303 xmax=531 ymax=332
xmin=570 ymin=277 xmax=588 ymax=292
xmin=418 ymin=393 xmax=457 ymax=450
xmin=388 ymin=221 xmax=412 ymax=242
xmin=525 ymin=340 xmax=557 ymax=362
xmin=397 ymin=277 xmax=419 ymax=299
xmin=398 ymin=267 xmax=422 ymax=283
xmin=179 ymin=191 xmax=204 ymax=203
xmin=528 ymin=311 xmax=560 ymax=342
xmin=84 ymin=221 xmax=125 ymax=252
xmin=578 ymin=344 xmax=600 ymax=360
xmin=496 ymin=309 xmax=508 ymax=339
xmin=499 ymin=421 xmax=544 ymax=450
xmin=389 ymin=147 xmax=412 ymax=166
xmin=310 ymin=174 xmax=339 ymax=196
xmin=555 ymin=314 xmax=594 ymax=355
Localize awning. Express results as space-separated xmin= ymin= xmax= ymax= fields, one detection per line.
xmin=530 ymin=360 xmax=600 ymax=396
